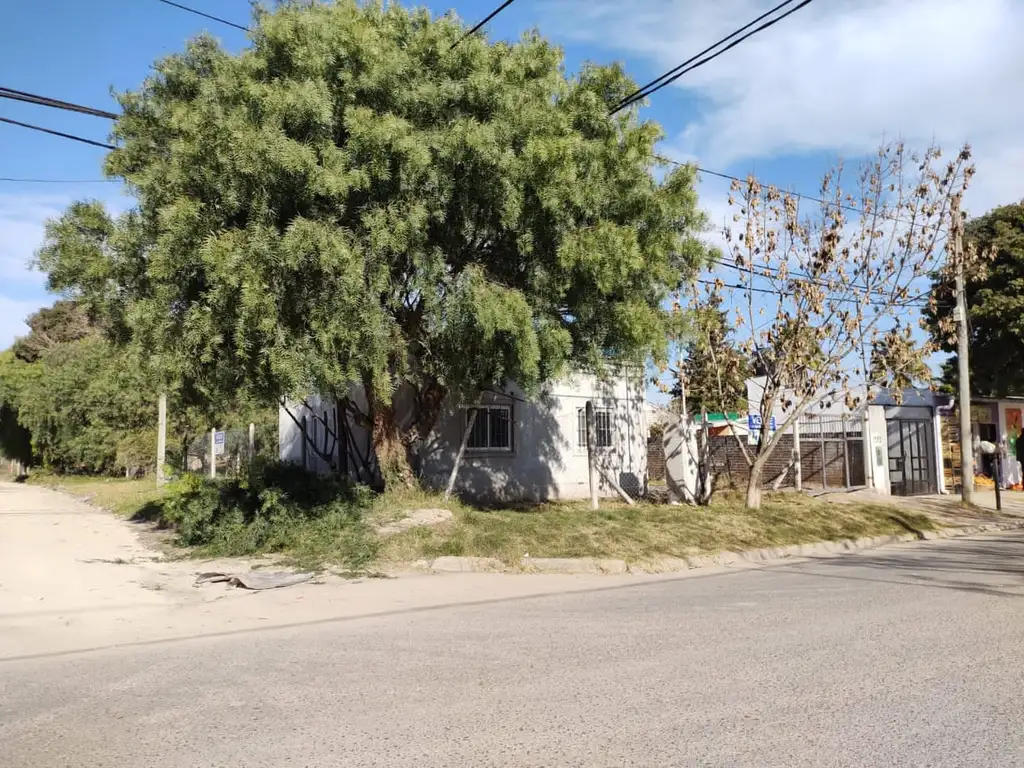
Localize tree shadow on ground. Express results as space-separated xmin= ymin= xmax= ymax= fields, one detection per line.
xmin=778 ymin=532 xmax=1024 ymax=599
xmin=130 ymin=500 xmax=168 ymax=527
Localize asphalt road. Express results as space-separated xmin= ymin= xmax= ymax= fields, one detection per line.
xmin=4 ymin=532 xmax=1024 ymax=767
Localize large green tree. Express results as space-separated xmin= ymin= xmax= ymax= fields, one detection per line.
xmin=38 ymin=0 xmax=708 ymax=485
xmin=0 ymin=351 xmax=33 ymax=467
xmin=925 ymin=202 xmax=1024 ymax=396
xmin=3 ymin=338 xmax=156 ymax=474
xmin=11 ymin=299 xmax=95 ymax=363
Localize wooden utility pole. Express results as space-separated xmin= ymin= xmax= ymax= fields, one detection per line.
xmin=156 ymin=393 xmax=167 ymax=486
xmin=952 ymin=194 xmax=975 ymax=504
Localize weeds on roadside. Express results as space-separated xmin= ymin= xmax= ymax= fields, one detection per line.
xmin=159 ymin=461 xmax=380 ymax=570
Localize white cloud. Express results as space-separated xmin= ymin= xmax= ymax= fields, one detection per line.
xmin=0 ymin=193 xmax=72 ymax=349
xmin=542 ymin=0 xmax=1024 ymax=214
xmin=0 ymin=193 xmax=69 ymax=287
xmin=0 ymin=295 xmax=42 ymax=350
xmin=0 ymin=190 xmax=130 ymax=350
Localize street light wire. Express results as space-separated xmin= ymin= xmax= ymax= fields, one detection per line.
xmin=450 ymin=0 xmax=518 ymax=49
xmin=0 ymin=87 xmax=118 ymax=120
xmin=611 ymin=0 xmax=802 ymax=114
xmin=0 ymin=116 xmax=114 ymax=150
xmin=611 ymin=0 xmax=815 ymax=115
xmin=659 ymin=156 xmax=944 ymax=232
xmin=0 ymin=176 xmax=118 ymax=183
xmin=697 ymin=278 xmax=928 ymax=309
xmin=154 ymin=0 xmax=249 ymax=32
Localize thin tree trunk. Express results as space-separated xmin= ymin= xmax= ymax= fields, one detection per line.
xmin=745 ymin=460 xmax=765 ymax=509
xmin=444 ymin=406 xmax=477 ymax=502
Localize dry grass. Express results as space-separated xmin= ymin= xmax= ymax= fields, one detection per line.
xmin=21 ymin=473 xmax=938 ymax=570
xmin=26 ymin=473 xmax=168 ymax=517
xmin=380 ymin=491 xmax=938 ymax=566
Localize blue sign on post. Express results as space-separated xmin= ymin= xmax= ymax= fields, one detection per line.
xmin=747 ymin=414 xmax=776 ymax=445
xmin=213 ymin=430 xmax=226 ymax=456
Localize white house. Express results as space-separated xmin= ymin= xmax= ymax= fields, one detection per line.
xmin=279 ymin=370 xmax=648 ymax=502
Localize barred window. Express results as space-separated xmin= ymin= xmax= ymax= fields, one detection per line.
xmin=577 ymin=408 xmax=612 ymax=448
xmin=465 ymin=406 xmax=512 ymax=451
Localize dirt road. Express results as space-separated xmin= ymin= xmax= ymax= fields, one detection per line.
xmin=6 ymin=494 xmax=1024 ymax=766
xmin=0 ymin=481 xmax=673 ymax=660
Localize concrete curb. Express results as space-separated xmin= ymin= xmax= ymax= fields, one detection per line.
xmin=419 ymin=518 xmax=1024 ymax=576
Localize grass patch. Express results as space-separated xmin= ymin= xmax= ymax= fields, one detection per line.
xmin=380 ymin=491 xmax=938 ymax=566
xmin=22 ymin=469 xmax=939 ymax=571
xmin=156 ymin=463 xmax=381 ymax=572
xmin=25 ymin=472 xmax=169 ymax=518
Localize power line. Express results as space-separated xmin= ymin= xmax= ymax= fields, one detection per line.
xmin=0 ymin=87 xmax=118 ymax=120
xmin=611 ymin=0 xmax=814 ymax=115
xmin=612 ymin=0 xmax=801 ymax=114
xmin=0 ymin=176 xmax=117 ymax=183
xmin=154 ymin=0 xmax=249 ymax=31
xmin=450 ymin=0 xmax=518 ymax=49
xmin=708 ymin=257 xmax=930 ymax=306
xmin=697 ymin=278 xmax=928 ymax=309
xmin=0 ymin=116 xmax=114 ymax=150
xmin=660 ymin=156 xmax=945 ymax=232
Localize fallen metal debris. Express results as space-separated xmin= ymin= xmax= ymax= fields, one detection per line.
xmin=194 ymin=571 xmax=314 ymax=590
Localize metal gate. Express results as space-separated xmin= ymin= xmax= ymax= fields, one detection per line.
xmin=887 ymin=419 xmax=937 ymax=496
xmin=798 ymin=415 xmax=865 ymax=489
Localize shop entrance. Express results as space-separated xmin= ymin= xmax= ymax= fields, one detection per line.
xmin=887 ymin=418 xmax=937 ymax=496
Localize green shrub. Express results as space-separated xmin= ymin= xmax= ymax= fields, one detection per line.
xmin=158 ymin=461 xmax=379 ymax=569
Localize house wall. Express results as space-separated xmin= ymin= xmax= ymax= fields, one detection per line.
xmin=647 ymin=435 xmax=666 ymax=481
xmin=934 ymin=409 xmax=947 ymax=494
xmin=419 ymin=373 xmax=647 ymax=502
xmin=279 ymin=390 xmax=376 ymax=483
xmin=278 ymin=372 xmax=648 ymax=502
xmin=863 ymin=405 xmax=890 ymax=494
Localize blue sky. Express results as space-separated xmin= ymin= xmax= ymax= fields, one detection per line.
xmin=3 ymin=0 xmax=1022 ymax=376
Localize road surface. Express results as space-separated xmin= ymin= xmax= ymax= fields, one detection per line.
xmin=3 ymin=483 xmax=1024 ymax=766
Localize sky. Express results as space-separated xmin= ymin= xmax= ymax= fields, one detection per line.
xmin=2 ymin=0 xmax=1022 ymax=362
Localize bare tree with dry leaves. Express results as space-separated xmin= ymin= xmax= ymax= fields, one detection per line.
xmin=696 ymin=142 xmax=977 ymax=508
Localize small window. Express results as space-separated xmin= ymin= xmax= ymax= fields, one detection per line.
xmin=577 ymin=407 xmax=612 ymax=448
xmin=466 ymin=406 xmax=512 ymax=451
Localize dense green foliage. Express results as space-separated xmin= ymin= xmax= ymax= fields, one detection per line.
xmin=1 ymin=338 xmax=155 ymax=474
xmin=38 ymin=0 xmax=708 ymax=482
xmin=926 ymin=202 xmax=1024 ymax=396
xmin=11 ymin=300 xmax=95 ymax=363
xmin=0 ymin=300 xmax=140 ymax=472
xmin=158 ymin=460 xmax=378 ymax=569
xmin=673 ymin=292 xmax=750 ymax=414
xmin=0 ymin=351 xmax=33 ymax=466
xmin=0 ymin=302 xmax=276 ymax=475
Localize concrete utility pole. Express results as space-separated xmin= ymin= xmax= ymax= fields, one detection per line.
xmin=793 ymin=419 xmax=803 ymax=492
xmin=156 ymin=393 xmax=167 ymax=487
xmin=952 ymin=194 xmax=975 ymax=505
xmin=209 ymin=428 xmax=217 ymax=480
xmin=586 ymin=400 xmax=598 ymax=510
